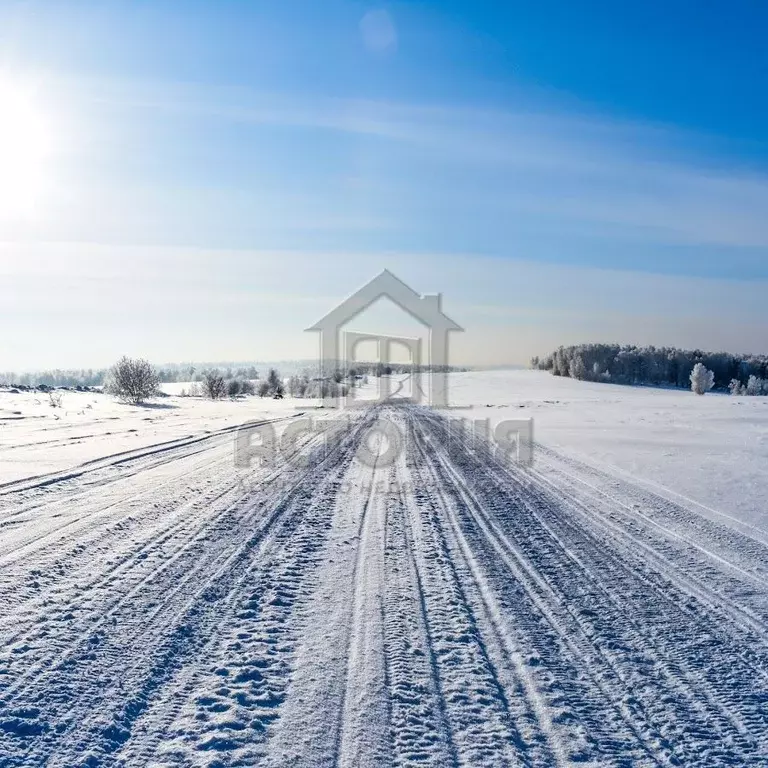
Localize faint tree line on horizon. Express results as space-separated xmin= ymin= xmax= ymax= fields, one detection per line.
xmin=532 ymin=343 xmax=768 ymax=393
xmin=0 ymin=359 xmax=467 ymax=389
xmin=0 ymin=368 xmax=106 ymax=388
xmin=0 ymin=363 xmax=262 ymax=388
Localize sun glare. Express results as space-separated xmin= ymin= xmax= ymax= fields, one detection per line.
xmin=0 ymin=75 xmax=52 ymax=218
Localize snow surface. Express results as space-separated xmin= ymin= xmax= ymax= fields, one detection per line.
xmin=0 ymin=371 xmax=766 ymax=766
xmin=448 ymin=370 xmax=768 ymax=533
xmin=0 ymin=387 xmax=296 ymax=484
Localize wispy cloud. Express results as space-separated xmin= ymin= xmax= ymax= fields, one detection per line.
xmin=60 ymin=75 xmax=768 ymax=253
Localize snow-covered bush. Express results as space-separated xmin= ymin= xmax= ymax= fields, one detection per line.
xmin=104 ymin=356 xmax=160 ymax=404
xmin=288 ymin=374 xmax=310 ymax=398
xmin=746 ymin=375 xmax=768 ymax=396
xmin=267 ymin=369 xmax=285 ymax=398
xmin=201 ymin=371 xmax=226 ymax=400
xmin=727 ymin=376 xmax=768 ymax=396
xmin=690 ymin=363 xmax=715 ymax=395
xmin=304 ymin=379 xmax=349 ymax=399
xmin=256 ymin=370 xmax=285 ymax=398
xmin=227 ymin=379 xmax=241 ymax=398
xmin=222 ymin=379 xmax=255 ymax=398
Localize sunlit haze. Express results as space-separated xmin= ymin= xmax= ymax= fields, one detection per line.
xmin=0 ymin=75 xmax=51 ymax=219
xmin=1 ymin=1 xmax=767 ymax=370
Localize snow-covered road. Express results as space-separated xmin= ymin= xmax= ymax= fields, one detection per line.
xmin=1 ymin=405 xmax=766 ymax=767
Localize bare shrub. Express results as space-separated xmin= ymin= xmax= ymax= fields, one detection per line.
xmin=226 ymin=378 xmax=255 ymax=398
xmin=202 ymin=370 xmax=227 ymax=400
xmin=104 ymin=357 xmax=160 ymax=404
xmin=227 ymin=379 xmax=241 ymax=398
xmin=304 ymin=379 xmax=348 ymax=399
xmin=288 ymin=374 xmax=310 ymax=397
xmin=49 ymin=391 xmax=63 ymax=408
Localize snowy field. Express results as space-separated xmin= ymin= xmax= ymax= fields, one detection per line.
xmin=449 ymin=370 xmax=768 ymax=533
xmin=0 ymin=371 xmax=767 ymax=766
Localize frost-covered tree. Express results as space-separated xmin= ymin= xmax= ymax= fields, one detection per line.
xmin=305 ymin=379 xmax=348 ymax=399
xmin=744 ymin=375 xmax=768 ymax=395
xmin=534 ymin=343 xmax=768 ymax=391
xmin=569 ymin=355 xmax=587 ymax=381
xmin=201 ymin=370 xmax=226 ymax=400
xmin=690 ymin=363 xmax=714 ymax=395
xmin=227 ymin=379 xmax=241 ymax=398
xmin=729 ymin=378 xmax=745 ymax=396
xmin=288 ymin=374 xmax=310 ymax=398
xmin=266 ymin=368 xmax=285 ymax=398
xmin=104 ymin=356 xmax=160 ymax=404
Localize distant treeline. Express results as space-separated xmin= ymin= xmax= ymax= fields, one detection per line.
xmin=154 ymin=364 xmax=260 ymax=383
xmin=0 ymin=369 xmax=106 ymax=388
xmin=0 ymin=360 xmax=467 ymax=388
xmin=0 ymin=365 xmax=259 ymax=387
xmin=532 ymin=344 xmax=768 ymax=390
xmin=344 ymin=362 xmax=467 ymax=376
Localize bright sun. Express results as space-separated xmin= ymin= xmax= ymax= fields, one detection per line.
xmin=0 ymin=76 xmax=52 ymax=218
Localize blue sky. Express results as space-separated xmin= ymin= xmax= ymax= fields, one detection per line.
xmin=1 ymin=1 xmax=767 ymax=368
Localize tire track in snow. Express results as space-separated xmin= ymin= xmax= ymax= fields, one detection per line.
xmin=117 ymin=415 xmax=373 ymax=766
xmin=261 ymin=415 xmax=388 ymax=767
xmin=405 ymin=413 xmax=568 ymax=768
xmin=334 ymin=439 xmax=392 ymax=768
xmin=417 ymin=408 xmax=768 ymax=766
xmin=0 ymin=414 xmax=366 ymax=767
xmin=530 ymin=465 xmax=768 ymax=668
xmin=2 ymin=403 xmax=766 ymax=767
xmin=399 ymin=415 xmax=528 ymax=767
xmin=380 ymin=462 xmax=458 ymax=767
xmin=0 ymin=416 xmax=292 ymax=499
xmin=534 ymin=448 xmax=768 ymax=629
xmin=0 ymin=451 xmax=238 ymax=643
xmin=414 ymin=411 xmax=679 ymax=765
xmin=0 ymin=416 xmax=327 ymax=650
xmin=0 ymin=416 xmax=298 ymax=568
xmin=0 ymin=414 xmax=336 ymax=661
xmin=0 ymin=420 xmax=327 ymax=701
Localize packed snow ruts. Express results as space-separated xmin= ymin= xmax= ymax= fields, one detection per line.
xmin=0 ymin=404 xmax=766 ymax=767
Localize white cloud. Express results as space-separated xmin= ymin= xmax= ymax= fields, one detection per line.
xmin=54 ymin=75 xmax=768 ymax=250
